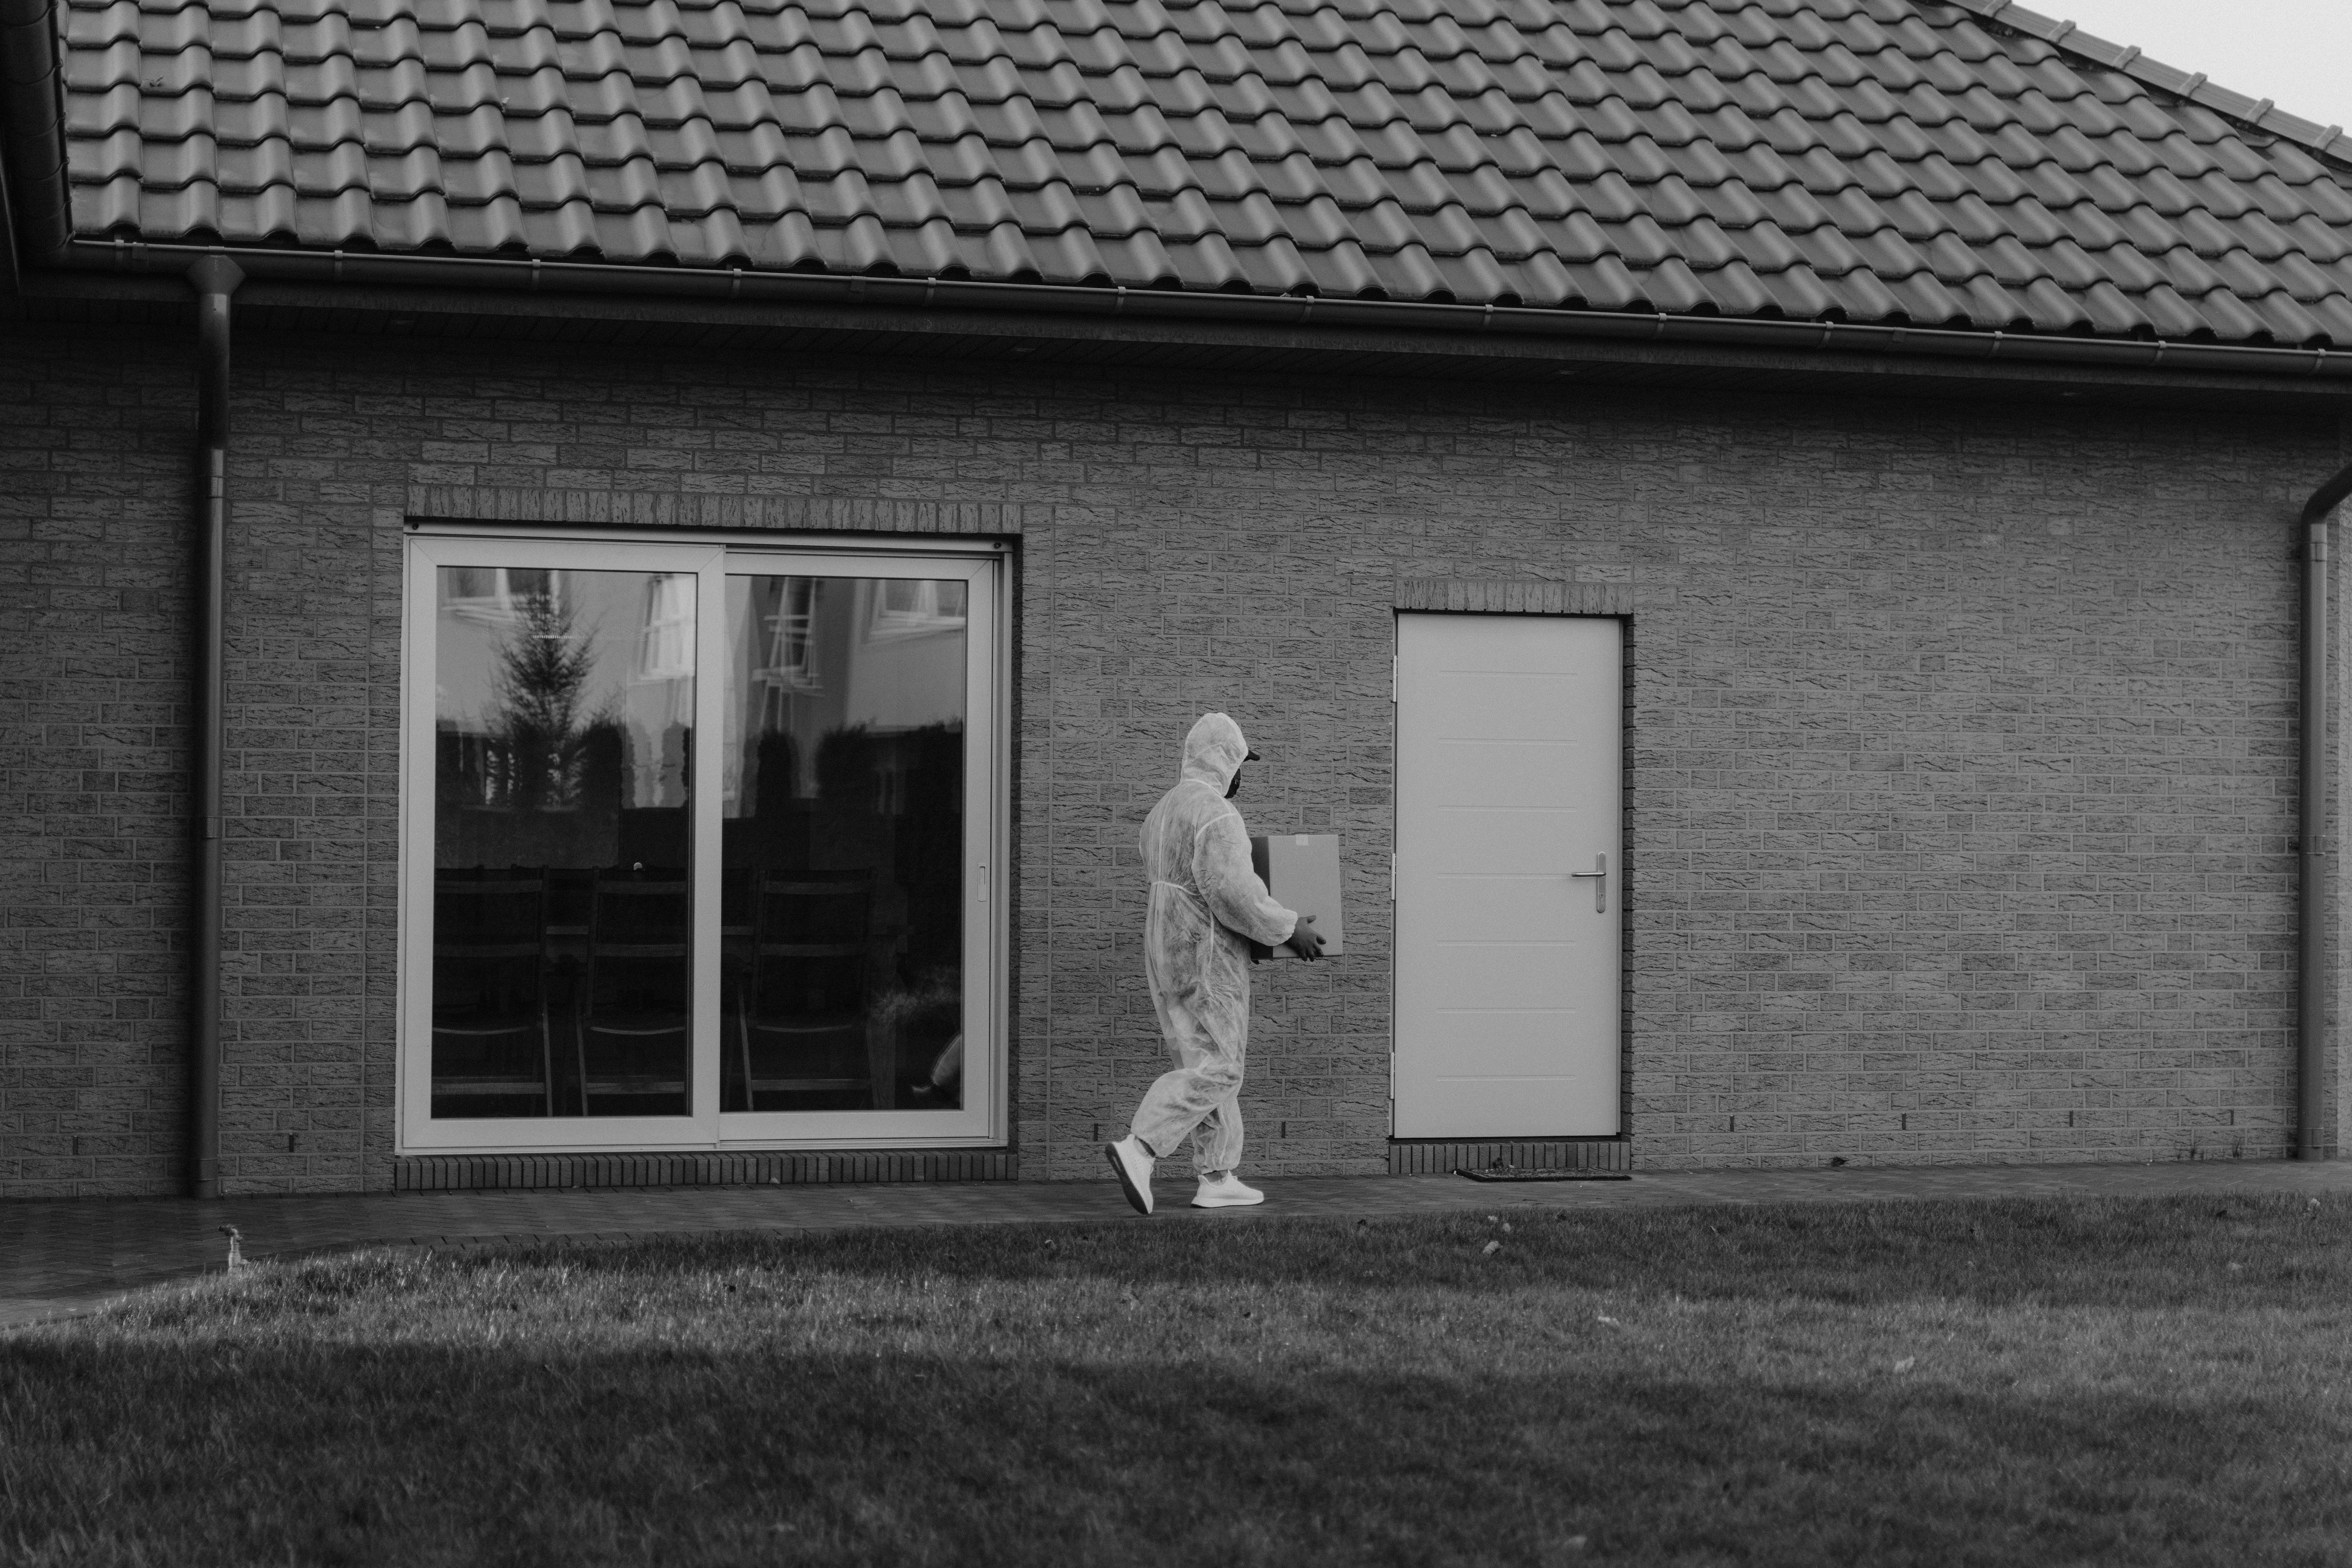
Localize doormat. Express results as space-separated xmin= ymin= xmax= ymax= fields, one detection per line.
xmin=1457 ymin=1166 xmax=1632 ymax=1183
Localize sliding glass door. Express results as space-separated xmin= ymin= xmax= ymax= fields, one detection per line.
xmin=401 ymin=535 xmax=1004 ymax=1152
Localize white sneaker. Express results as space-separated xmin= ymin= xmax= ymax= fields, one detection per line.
xmin=1105 ymin=1136 xmax=1155 ymax=1215
xmin=1191 ymin=1172 xmax=1265 ymax=1209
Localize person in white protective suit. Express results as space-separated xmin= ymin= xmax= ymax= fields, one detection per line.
xmin=1105 ymin=713 xmax=1324 ymax=1215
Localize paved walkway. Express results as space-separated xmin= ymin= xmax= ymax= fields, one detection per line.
xmin=7 ymin=1158 xmax=2350 ymax=1330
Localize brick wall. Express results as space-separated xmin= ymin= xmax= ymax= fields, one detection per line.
xmin=0 ymin=316 xmax=2339 ymax=1196
xmin=0 ymin=325 xmax=197 ymax=1196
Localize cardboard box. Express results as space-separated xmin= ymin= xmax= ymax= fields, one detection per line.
xmin=1249 ymin=833 xmax=1345 ymax=958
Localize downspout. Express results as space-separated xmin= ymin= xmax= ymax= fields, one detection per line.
xmin=2298 ymin=461 xmax=2352 ymax=1161
xmin=190 ymin=255 xmax=242 ymax=1199
xmin=0 ymin=0 xmax=72 ymax=279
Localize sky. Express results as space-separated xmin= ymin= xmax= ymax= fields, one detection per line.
xmin=2020 ymin=0 xmax=2352 ymax=135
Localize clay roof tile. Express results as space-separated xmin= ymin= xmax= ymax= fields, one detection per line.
xmin=38 ymin=0 xmax=2352 ymax=347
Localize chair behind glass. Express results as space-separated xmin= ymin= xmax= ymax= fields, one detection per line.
xmin=430 ymin=872 xmax=554 ymax=1117
xmin=575 ymin=869 xmax=692 ymax=1116
xmin=736 ymin=871 xmax=878 ymax=1109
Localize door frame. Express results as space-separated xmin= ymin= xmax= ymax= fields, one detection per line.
xmin=396 ymin=526 xmax=1013 ymax=1155
xmin=1388 ymin=608 xmax=1635 ymax=1142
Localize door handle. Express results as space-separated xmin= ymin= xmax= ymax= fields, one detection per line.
xmin=1568 ymin=853 xmax=1608 ymax=914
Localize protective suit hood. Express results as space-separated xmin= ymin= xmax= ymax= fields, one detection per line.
xmin=1178 ymin=712 xmax=1257 ymax=794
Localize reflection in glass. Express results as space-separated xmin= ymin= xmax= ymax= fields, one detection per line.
xmin=723 ymin=576 xmax=967 ymax=1111
xmin=430 ymin=568 xmax=694 ymax=1117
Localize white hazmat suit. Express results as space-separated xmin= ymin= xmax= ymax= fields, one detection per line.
xmin=1125 ymin=713 xmax=1299 ymax=1175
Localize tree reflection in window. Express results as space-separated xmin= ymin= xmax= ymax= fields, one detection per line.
xmin=492 ymin=583 xmax=601 ymax=810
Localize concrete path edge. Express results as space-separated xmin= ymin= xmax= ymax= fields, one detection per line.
xmin=8 ymin=1159 xmax=2350 ymax=1331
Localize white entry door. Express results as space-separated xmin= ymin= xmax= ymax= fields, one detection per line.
xmin=1393 ymin=614 xmax=1622 ymax=1137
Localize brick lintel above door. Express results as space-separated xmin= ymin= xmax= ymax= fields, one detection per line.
xmin=1396 ymin=577 xmax=1633 ymax=615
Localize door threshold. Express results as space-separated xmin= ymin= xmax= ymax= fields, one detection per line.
xmin=1457 ymin=1167 xmax=1631 ymax=1183
xmin=1387 ymin=1138 xmax=1630 ymax=1176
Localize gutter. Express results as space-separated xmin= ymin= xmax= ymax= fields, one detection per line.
xmin=189 ymin=254 xmax=241 ymax=1200
xmin=2300 ymin=463 xmax=2352 ymax=1160
xmin=49 ymin=238 xmax=2352 ymax=391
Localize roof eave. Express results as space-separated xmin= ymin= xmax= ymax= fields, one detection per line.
xmin=31 ymin=236 xmax=2352 ymax=404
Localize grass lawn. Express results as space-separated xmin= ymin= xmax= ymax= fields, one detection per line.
xmin=5 ymin=1193 xmax=2351 ymax=1567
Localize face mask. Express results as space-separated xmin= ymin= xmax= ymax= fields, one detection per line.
xmin=1225 ymin=769 xmax=1241 ymax=800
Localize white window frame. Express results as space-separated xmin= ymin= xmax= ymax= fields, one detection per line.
xmin=398 ymin=531 xmax=1009 ymax=1154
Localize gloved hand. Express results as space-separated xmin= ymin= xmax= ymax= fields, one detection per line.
xmin=1282 ymin=915 xmax=1326 ymax=962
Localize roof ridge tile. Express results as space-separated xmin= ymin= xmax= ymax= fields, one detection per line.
xmin=1948 ymin=0 xmax=2350 ymax=165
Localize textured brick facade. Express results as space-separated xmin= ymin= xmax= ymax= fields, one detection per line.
xmin=2 ymin=316 xmax=2344 ymax=1196
xmin=1 ymin=327 xmax=197 ymax=1196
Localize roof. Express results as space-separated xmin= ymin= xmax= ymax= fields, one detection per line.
xmin=41 ymin=0 xmax=2352 ymax=347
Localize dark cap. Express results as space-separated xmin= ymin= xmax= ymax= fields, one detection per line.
xmin=1244 ymin=748 xmax=1262 ymax=761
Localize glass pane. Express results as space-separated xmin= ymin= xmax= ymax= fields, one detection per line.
xmin=722 ymin=575 xmax=967 ymax=1112
xmin=430 ymin=567 xmax=696 ymax=1118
